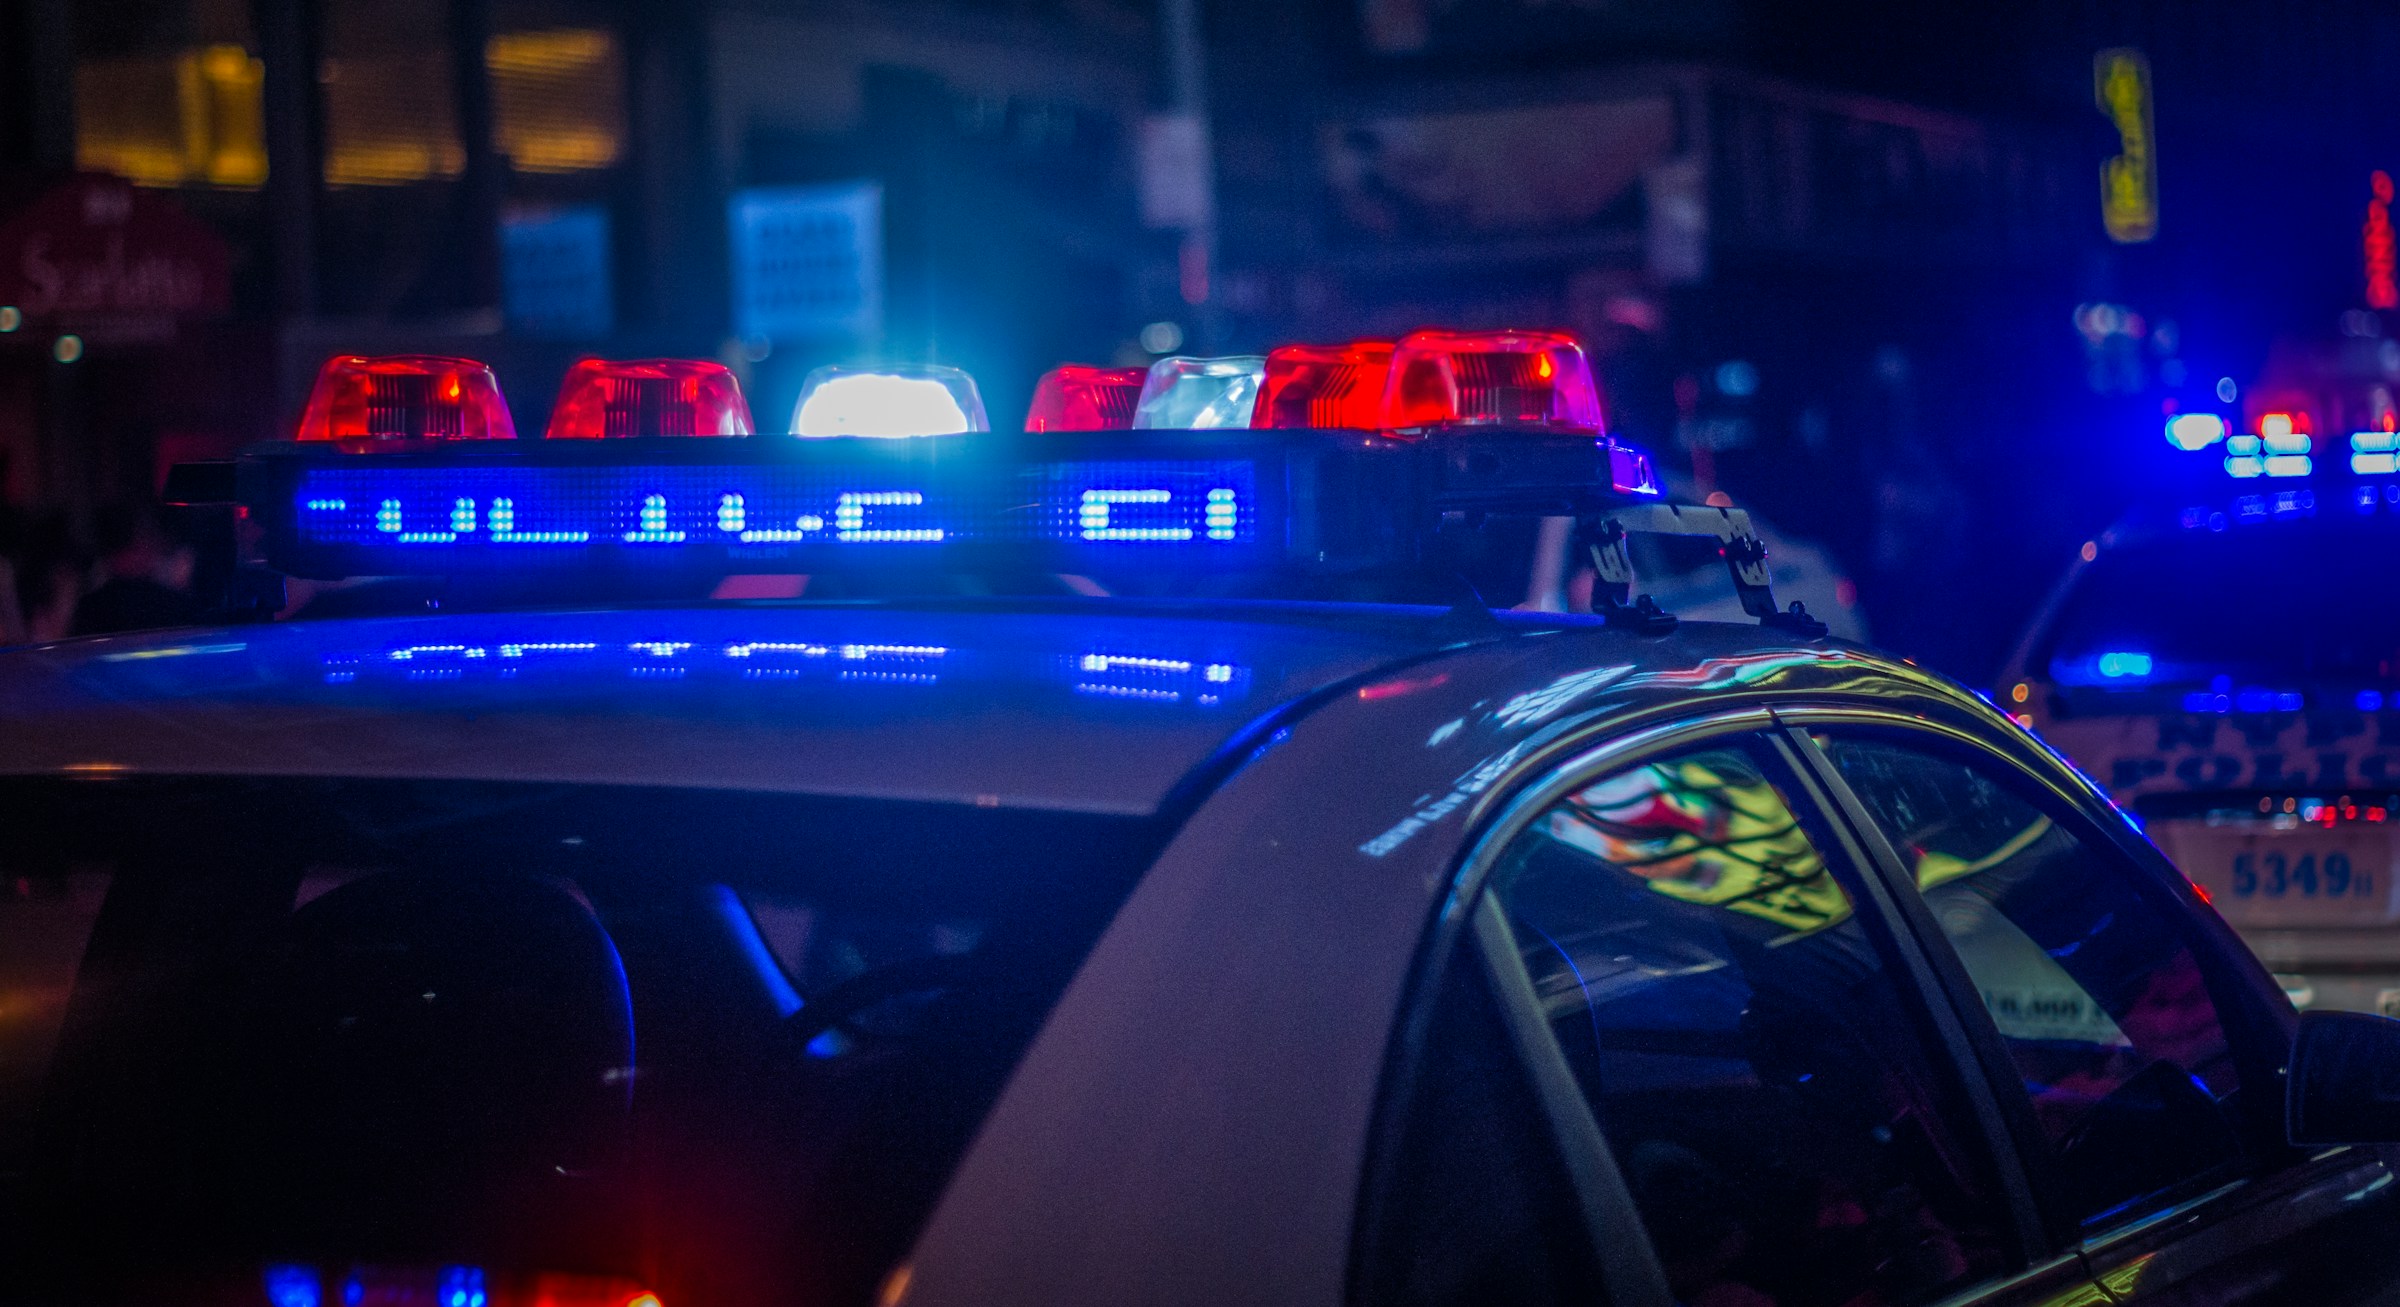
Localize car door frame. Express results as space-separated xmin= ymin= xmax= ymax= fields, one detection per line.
xmin=1774 ymin=706 xmax=2400 ymax=1305
xmin=1363 ymin=704 xmax=2104 ymax=1307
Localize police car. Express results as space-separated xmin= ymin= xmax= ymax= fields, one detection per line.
xmin=2002 ymin=398 xmax=2400 ymax=1016
xmin=9 ymin=335 xmax=2400 ymax=1307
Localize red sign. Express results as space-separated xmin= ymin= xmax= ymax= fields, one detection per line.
xmin=0 ymin=174 xmax=231 ymax=331
xmin=2368 ymin=171 xmax=2397 ymax=310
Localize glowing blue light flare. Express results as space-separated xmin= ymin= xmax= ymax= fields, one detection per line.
xmin=436 ymin=1266 xmax=488 ymax=1307
xmin=2264 ymin=454 xmax=2313 ymax=477
xmin=263 ymin=1265 xmax=322 ymax=1307
xmin=2359 ymin=690 xmax=2387 ymax=712
xmin=2095 ymin=651 xmax=2154 ymax=679
xmin=792 ymin=366 xmax=987 ymax=437
xmin=2165 ymin=413 xmax=2226 ymax=450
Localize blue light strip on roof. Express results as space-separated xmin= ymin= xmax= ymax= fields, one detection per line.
xmin=291 ymin=459 xmax=1261 ymax=558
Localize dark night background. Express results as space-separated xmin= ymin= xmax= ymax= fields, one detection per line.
xmin=0 ymin=0 xmax=2390 ymax=675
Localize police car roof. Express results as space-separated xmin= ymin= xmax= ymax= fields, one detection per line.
xmin=0 ymin=602 xmax=1924 ymax=817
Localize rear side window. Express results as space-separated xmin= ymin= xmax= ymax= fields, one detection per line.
xmin=0 ymin=778 xmax=1157 ymax=1307
xmin=1818 ymin=736 xmax=2252 ymax=1228
xmin=1353 ymin=954 xmax=1605 ymax=1307
xmin=1478 ymin=742 xmax=2017 ymax=1307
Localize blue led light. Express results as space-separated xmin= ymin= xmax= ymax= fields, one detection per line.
xmin=1205 ymin=487 xmax=1238 ymax=540
xmin=1076 ymin=682 xmax=1181 ymax=701
xmin=725 ymin=641 xmax=829 ymax=658
xmin=263 ymin=1265 xmax=321 ymax=1307
xmin=624 ymin=493 xmax=686 ymax=543
xmin=840 ymin=643 xmax=945 ymax=659
xmin=1081 ymin=654 xmax=1190 ymax=673
xmin=292 ymin=458 xmax=1259 ymax=561
xmin=437 ymin=1266 xmax=488 ymax=1307
xmin=488 ymin=497 xmax=590 ymax=544
xmin=1080 ymin=488 xmax=1190 ymax=542
xmin=837 ymin=491 xmax=942 ymax=542
xmin=2361 ymin=690 xmax=2387 ymax=712
xmin=2235 ymin=687 xmax=2304 ymax=713
xmin=2095 ymin=651 xmax=2154 ymax=679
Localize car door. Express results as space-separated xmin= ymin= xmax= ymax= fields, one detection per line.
xmin=1355 ymin=716 xmax=2108 ymax=1307
xmin=1792 ymin=718 xmax=2400 ymax=1307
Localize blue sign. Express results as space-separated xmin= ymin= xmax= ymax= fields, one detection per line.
xmin=501 ymin=205 xmax=614 ymax=338
xmin=730 ymin=182 xmax=883 ymax=342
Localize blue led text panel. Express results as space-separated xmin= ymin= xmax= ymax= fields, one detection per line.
xmin=288 ymin=458 xmax=1261 ymax=565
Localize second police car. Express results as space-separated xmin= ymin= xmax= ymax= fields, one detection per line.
xmin=8 ymin=333 xmax=2400 ymax=1307
xmin=2003 ymin=356 xmax=2400 ymax=1016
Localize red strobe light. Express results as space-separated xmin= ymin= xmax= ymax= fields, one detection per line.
xmin=1252 ymin=342 xmax=1394 ymax=430
xmin=296 ymin=355 xmax=518 ymax=442
xmin=544 ymin=358 xmax=755 ymax=439
xmin=1024 ymin=365 xmax=1147 ymax=431
xmin=1383 ymin=330 xmax=1604 ymax=432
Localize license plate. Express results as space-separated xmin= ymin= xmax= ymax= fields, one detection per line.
xmin=2153 ymin=821 xmax=2400 ymax=927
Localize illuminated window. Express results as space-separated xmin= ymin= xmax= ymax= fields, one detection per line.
xmin=320 ymin=0 xmax=463 ymax=187
xmin=488 ymin=28 xmax=625 ymax=174
xmin=319 ymin=52 xmax=466 ymax=186
xmin=73 ymin=45 xmax=267 ymax=189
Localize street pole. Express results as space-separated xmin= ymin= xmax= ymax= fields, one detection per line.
xmin=1159 ymin=0 xmax=1220 ymax=353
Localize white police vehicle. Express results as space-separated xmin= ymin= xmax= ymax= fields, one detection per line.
xmin=9 ymin=337 xmax=2400 ymax=1307
xmin=2003 ymin=400 xmax=2400 ymax=1016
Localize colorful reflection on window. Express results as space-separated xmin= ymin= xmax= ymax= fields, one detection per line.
xmin=1541 ymin=753 xmax=1850 ymax=935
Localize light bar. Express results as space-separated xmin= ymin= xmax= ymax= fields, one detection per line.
xmin=216 ymin=425 xmax=1663 ymax=581
xmin=1025 ymin=365 xmax=1146 ymax=431
xmin=1384 ymin=329 xmax=1603 ymax=432
xmin=1253 ymin=342 xmax=1393 ymax=430
xmin=296 ymin=355 xmax=517 ymax=442
xmin=792 ymin=365 xmax=989 ymax=437
xmin=1133 ymin=356 xmax=1266 ymax=429
xmin=545 ymin=359 xmax=754 ymax=439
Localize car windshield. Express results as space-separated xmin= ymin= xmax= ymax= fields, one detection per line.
xmin=0 ymin=776 xmax=1160 ymax=1307
xmin=2040 ymin=520 xmax=2400 ymax=688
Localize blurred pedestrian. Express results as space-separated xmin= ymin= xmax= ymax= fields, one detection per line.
xmin=70 ymin=502 xmax=204 ymax=636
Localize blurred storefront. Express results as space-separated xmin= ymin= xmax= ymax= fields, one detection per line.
xmin=7 ymin=0 xmax=2397 ymax=670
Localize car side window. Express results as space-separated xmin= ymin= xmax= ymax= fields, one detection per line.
xmin=1353 ymin=953 xmax=1606 ymax=1307
xmin=1815 ymin=735 xmax=2252 ymax=1230
xmin=1478 ymin=741 xmax=2016 ymax=1307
